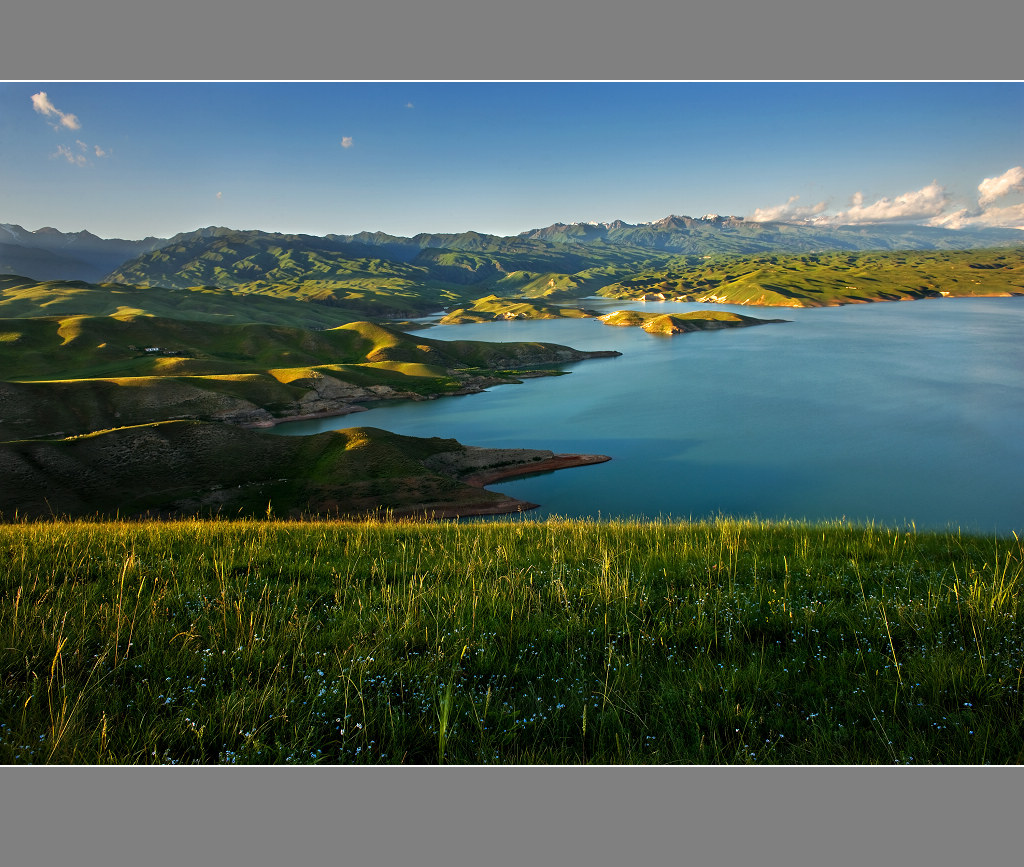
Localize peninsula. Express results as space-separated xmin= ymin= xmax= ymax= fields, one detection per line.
xmin=0 ymin=422 xmax=610 ymax=520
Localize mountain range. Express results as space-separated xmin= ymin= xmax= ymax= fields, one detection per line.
xmin=4 ymin=216 xmax=1023 ymax=289
xmin=0 ymin=223 xmax=166 ymax=282
xmin=513 ymin=214 xmax=1024 ymax=255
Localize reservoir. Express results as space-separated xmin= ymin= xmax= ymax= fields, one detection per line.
xmin=274 ymin=297 xmax=1024 ymax=534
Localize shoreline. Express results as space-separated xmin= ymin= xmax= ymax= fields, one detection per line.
xmin=241 ymin=405 xmax=369 ymax=429
xmin=604 ymin=289 xmax=1024 ymax=308
xmin=461 ymin=453 xmax=612 ymax=488
xmin=390 ymin=453 xmax=612 ymax=519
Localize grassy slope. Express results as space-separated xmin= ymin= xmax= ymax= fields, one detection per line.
xmin=93 ymin=229 xmax=1024 ymax=317
xmin=598 ymin=247 xmax=1024 ymax=306
xmin=0 ymin=313 xmax=552 ymax=381
xmin=104 ymin=230 xmax=670 ymax=315
xmin=0 ymin=311 xmax=615 ymax=440
xmin=0 ymin=275 xmax=357 ymax=329
xmin=2 ymin=517 xmax=1021 ymax=764
xmin=106 ymin=236 xmax=463 ymax=316
xmin=0 ymin=275 xmax=622 ymax=515
xmin=440 ymin=295 xmax=597 ymax=324
xmin=0 ymin=422 xmax=526 ymax=519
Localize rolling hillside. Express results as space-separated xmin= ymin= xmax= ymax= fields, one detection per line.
xmin=8 ymin=217 xmax=1022 ymax=316
xmin=0 ymin=422 xmax=556 ymax=519
xmin=597 ymin=247 xmax=1024 ymax=307
xmin=0 ymin=306 xmax=619 ymax=441
xmin=0 ymin=275 xmax=363 ymax=329
xmin=104 ymin=227 xmax=669 ymax=313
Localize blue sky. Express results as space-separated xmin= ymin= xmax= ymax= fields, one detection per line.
xmin=2 ymin=81 xmax=1022 ymax=240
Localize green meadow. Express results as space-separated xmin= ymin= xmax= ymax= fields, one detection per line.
xmin=2 ymin=516 xmax=1021 ymax=764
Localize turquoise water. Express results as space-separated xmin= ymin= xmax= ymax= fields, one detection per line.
xmin=274 ymin=297 xmax=1024 ymax=533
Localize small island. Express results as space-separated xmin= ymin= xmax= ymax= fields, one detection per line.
xmin=440 ymin=295 xmax=598 ymax=324
xmin=598 ymin=309 xmax=789 ymax=334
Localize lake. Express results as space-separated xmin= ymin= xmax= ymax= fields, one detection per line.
xmin=274 ymin=297 xmax=1024 ymax=534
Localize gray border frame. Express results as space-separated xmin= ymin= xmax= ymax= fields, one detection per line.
xmin=3 ymin=1 xmax=1022 ymax=865
xmin=3 ymin=2 xmax=1023 ymax=80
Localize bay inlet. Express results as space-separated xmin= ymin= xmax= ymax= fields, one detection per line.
xmin=273 ymin=297 xmax=1024 ymax=534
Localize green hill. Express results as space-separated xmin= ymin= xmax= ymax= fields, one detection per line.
xmin=598 ymin=309 xmax=788 ymax=334
xmin=0 ymin=312 xmax=620 ymax=441
xmin=103 ymin=227 xmax=1024 ymax=319
xmin=106 ymin=232 xmax=462 ymax=317
xmin=0 ymin=422 xmax=557 ymax=519
xmin=440 ymin=295 xmax=597 ymax=324
xmin=0 ymin=275 xmax=360 ymax=329
xmin=598 ymin=247 xmax=1024 ymax=307
xmin=0 ymin=313 xmax=611 ymax=382
xmin=104 ymin=227 xmax=669 ymax=317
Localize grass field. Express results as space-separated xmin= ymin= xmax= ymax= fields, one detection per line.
xmin=2 ymin=516 xmax=1020 ymax=764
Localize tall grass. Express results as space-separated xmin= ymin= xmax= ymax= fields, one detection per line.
xmin=1 ymin=516 xmax=1021 ymax=764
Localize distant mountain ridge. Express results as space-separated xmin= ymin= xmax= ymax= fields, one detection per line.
xmin=102 ymin=225 xmax=666 ymax=310
xmin=514 ymin=214 xmax=1024 ymax=254
xmin=156 ymin=216 xmax=1024 ymax=266
xmin=0 ymin=223 xmax=166 ymax=282
xmin=4 ymin=215 xmax=1023 ymax=287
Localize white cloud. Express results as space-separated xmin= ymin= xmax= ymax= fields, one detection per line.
xmin=750 ymin=169 xmax=1024 ymax=231
xmin=405 ymin=102 xmax=414 ymax=109
xmin=748 ymin=196 xmax=828 ymax=223
xmin=52 ymin=145 xmax=87 ymax=167
xmin=751 ymin=182 xmax=952 ymax=227
xmin=31 ymin=91 xmax=81 ymax=130
xmin=927 ymin=166 xmax=1024 ymax=229
xmin=972 ymin=202 xmax=1024 ymax=228
xmin=834 ymin=182 xmax=950 ymax=224
xmin=927 ymin=208 xmax=975 ymax=229
xmin=341 ymin=137 xmax=353 ymax=149
xmin=32 ymin=92 xmax=109 ymax=163
xmin=930 ymin=203 xmax=1024 ymax=230
xmin=978 ymin=166 xmax=1024 ymax=207
xmin=216 ymin=191 xmax=223 ymax=199
xmin=47 ymin=140 xmax=108 ymax=166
